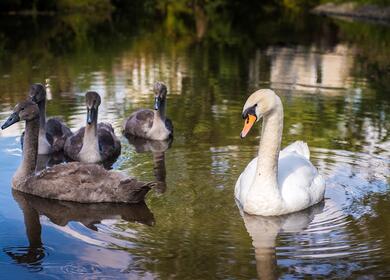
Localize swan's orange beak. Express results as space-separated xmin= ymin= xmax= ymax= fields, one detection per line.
xmin=240 ymin=114 xmax=256 ymax=139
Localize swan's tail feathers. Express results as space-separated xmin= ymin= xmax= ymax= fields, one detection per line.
xmin=119 ymin=179 xmax=156 ymax=203
xmin=310 ymin=174 xmax=326 ymax=204
xmin=283 ymin=141 xmax=310 ymax=160
xmin=98 ymin=122 xmax=115 ymax=134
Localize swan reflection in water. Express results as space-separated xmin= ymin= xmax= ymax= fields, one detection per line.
xmin=125 ymin=135 xmax=172 ymax=193
xmin=241 ymin=201 xmax=324 ymax=279
xmin=5 ymin=190 xmax=154 ymax=268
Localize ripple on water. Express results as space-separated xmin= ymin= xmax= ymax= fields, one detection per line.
xmin=266 ymin=147 xmax=390 ymax=277
xmin=3 ymin=245 xmax=51 ymax=272
xmin=61 ymin=263 xmax=102 ymax=274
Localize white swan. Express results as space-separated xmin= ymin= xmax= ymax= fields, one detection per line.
xmin=235 ymin=89 xmax=325 ymax=216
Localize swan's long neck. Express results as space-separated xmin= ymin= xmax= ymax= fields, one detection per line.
xmin=255 ymin=98 xmax=283 ymax=188
xmin=37 ymin=100 xmax=46 ymax=135
xmin=155 ymin=99 xmax=166 ymax=121
xmin=14 ymin=118 xmax=39 ymax=185
xmin=84 ymin=112 xmax=98 ymax=143
xmin=79 ymin=108 xmax=100 ymax=162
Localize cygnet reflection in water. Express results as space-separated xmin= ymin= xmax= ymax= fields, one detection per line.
xmin=4 ymin=190 xmax=154 ymax=268
xmin=125 ymin=135 xmax=172 ymax=193
xmin=241 ymin=201 xmax=324 ymax=280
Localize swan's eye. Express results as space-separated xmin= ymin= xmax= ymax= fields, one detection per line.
xmin=21 ymin=107 xmax=24 ymax=111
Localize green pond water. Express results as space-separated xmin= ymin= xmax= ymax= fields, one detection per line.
xmin=0 ymin=13 xmax=389 ymax=279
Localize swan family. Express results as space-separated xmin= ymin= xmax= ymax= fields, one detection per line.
xmin=1 ymin=84 xmax=325 ymax=216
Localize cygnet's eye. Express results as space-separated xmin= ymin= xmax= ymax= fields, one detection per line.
xmin=21 ymin=107 xmax=25 ymax=111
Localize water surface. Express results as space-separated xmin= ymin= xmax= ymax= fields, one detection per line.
xmin=0 ymin=14 xmax=389 ymax=279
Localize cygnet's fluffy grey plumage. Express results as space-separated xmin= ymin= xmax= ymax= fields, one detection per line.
xmin=64 ymin=91 xmax=121 ymax=164
xmin=2 ymin=100 xmax=154 ymax=203
xmin=123 ymin=82 xmax=173 ymax=140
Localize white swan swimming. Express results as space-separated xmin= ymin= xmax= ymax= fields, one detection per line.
xmin=235 ymin=89 xmax=325 ymax=216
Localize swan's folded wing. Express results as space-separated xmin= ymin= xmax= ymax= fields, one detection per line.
xmin=20 ymin=162 xmax=152 ymax=203
xmin=165 ymin=118 xmax=173 ymax=135
xmin=118 ymin=178 xmax=155 ymax=203
xmin=234 ymin=157 xmax=258 ymax=204
xmin=123 ymin=109 xmax=154 ymax=137
xmin=278 ymin=153 xmax=325 ymax=210
xmin=98 ymin=123 xmax=121 ymax=161
xmin=281 ymin=141 xmax=310 ymax=160
xmin=98 ymin=122 xmax=115 ymax=134
xmin=64 ymin=128 xmax=84 ymax=160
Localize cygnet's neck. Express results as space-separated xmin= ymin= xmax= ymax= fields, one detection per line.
xmin=155 ymin=99 xmax=166 ymax=121
xmin=37 ymin=100 xmax=46 ymax=135
xmin=84 ymin=118 xmax=97 ymax=139
xmin=14 ymin=117 xmax=39 ymax=186
xmin=84 ymin=107 xmax=99 ymax=142
xmin=80 ymin=109 xmax=100 ymax=162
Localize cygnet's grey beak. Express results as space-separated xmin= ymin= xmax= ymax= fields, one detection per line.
xmin=86 ymin=108 xmax=96 ymax=125
xmin=1 ymin=112 xmax=20 ymax=130
xmin=154 ymin=97 xmax=161 ymax=110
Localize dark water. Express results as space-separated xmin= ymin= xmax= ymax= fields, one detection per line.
xmin=0 ymin=13 xmax=389 ymax=279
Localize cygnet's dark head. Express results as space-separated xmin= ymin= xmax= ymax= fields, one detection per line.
xmin=29 ymin=83 xmax=46 ymax=104
xmin=1 ymin=100 xmax=39 ymax=130
xmin=85 ymin=91 xmax=101 ymax=125
xmin=153 ymin=82 xmax=167 ymax=110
